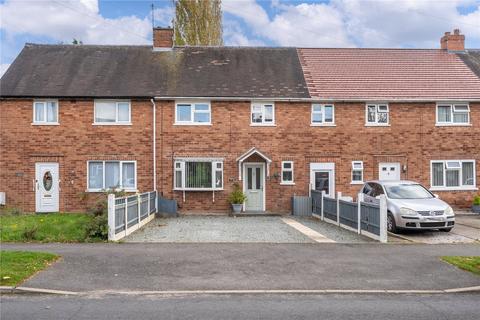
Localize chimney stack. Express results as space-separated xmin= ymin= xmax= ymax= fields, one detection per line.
xmin=153 ymin=27 xmax=174 ymax=50
xmin=440 ymin=29 xmax=465 ymax=51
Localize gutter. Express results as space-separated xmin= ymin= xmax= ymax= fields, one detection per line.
xmin=150 ymin=99 xmax=157 ymax=192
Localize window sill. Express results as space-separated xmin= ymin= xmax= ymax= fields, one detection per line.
xmin=350 ymin=181 xmax=364 ymax=185
xmin=174 ymin=188 xmax=224 ymax=191
xmin=31 ymin=122 xmax=60 ymax=126
xmin=311 ymin=123 xmax=336 ymax=127
xmin=435 ymin=123 xmax=472 ymax=127
xmin=174 ymin=123 xmax=212 ymax=126
xmin=250 ymin=123 xmax=276 ymax=127
xmin=280 ymin=182 xmax=295 ymax=186
xmin=429 ymin=187 xmax=478 ymax=192
xmin=365 ymin=123 xmax=390 ymax=127
xmin=92 ymin=122 xmax=132 ymax=126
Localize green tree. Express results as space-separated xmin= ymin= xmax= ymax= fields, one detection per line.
xmin=174 ymin=0 xmax=223 ymax=46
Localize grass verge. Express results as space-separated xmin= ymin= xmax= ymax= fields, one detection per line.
xmin=0 ymin=212 xmax=94 ymax=242
xmin=442 ymin=256 xmax=480 ymax=276
xmin=0 ymin=251 xmax=59 ymax=286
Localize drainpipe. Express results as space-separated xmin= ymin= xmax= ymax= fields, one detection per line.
xmin=150 ymin=99 xmax=157 ymax=191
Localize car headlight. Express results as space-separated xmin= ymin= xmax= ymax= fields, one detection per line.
xmin=445 ymin=206 xmax=454 ymax=215
xmin=400 ymin=207 xmax=417 ymax=216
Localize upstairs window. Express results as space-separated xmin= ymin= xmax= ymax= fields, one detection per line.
xmin=251 ymin=103 xmax=274 ymax=125
xmin=436 ymin=104 xmax=470 ymax=125
xmin=431 ymin=160 xmax=476 ymax=190
xmin=366 ymin=104 xmax=389 ymax=125
xmin=311 ymin=104 xmax=334 ymax=125
xmin=281 ymin=161 xmax=294 ymax=184
xmin=351 ymin=161 xmax=364 ymax=184
xmin=33 ymin=100 xmax=58 ymax=124
xmin=88 ymin=161 xmax=136 ymax=191
xmin=174 ymin=159 xmax=223 ymax=190
xmin=94 ymin=100 xmax=131 ymax=124
xmin=175 ymin=102 xmax=211 ymax=125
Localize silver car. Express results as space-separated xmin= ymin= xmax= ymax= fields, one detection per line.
xmin=360 ymin=180 xmax=455 ymax=233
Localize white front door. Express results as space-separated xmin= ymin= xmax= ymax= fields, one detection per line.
xmin=379 ymin=162 xmax=401 ymax=181
xmin=310 ymin=163 xmax=335 ymax=197
xmin=244 ymin=164 xmax=264 ymax=211
xmin=35 ymin=163 xmax=59 ymax=212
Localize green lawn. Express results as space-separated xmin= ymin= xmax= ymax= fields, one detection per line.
xmin=0 ymin=212 xmax=94 ymax=242
xmin=442 ymin=256 xmax=480 ymax=276
xmin=0 ymin=251 xmax=59 ymax=286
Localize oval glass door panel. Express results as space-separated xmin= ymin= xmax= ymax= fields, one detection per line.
xmin=43 ymin=171 xmax=53 ymax=191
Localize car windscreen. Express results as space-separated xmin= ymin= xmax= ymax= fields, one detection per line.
xmin=384 ymin=184 xmax=434 ymax=199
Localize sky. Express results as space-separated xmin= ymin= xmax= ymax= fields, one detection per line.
xmin=1 ymin=0 xmax=480 ymax=77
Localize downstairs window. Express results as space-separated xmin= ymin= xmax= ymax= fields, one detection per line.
xmin=174 ymin=159 xmax=223 ymax=190
xmin=431 ymin=160 xmax=476 ymax=190
xmin=88 ymin=161 xmax=136 ymax=191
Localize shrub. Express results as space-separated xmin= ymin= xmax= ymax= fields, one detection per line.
xmin=473 ymin=195 xmax=480 ymax=206
xmin=22 ymin=225 xmax=38 ymax=241
xmin=228 ymin=184 xmax=247 ymax=204
xmin=85 ymin=212 xmax=108 ymax=240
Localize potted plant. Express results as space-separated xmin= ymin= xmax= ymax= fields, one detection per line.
xmin=228 ymin=184 xmax=247 ymax=214
xmin=472 ymin=195 xmax=480 ymax=214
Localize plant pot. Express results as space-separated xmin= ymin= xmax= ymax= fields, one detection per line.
xmin=231 ymin=204 xmax=243 ymax=214
xmin=472 ymin=205 xmax=480 ymax=214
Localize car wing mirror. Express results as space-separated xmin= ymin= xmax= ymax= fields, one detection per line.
xmin=433 ymin=194 xmax=439 ymax=199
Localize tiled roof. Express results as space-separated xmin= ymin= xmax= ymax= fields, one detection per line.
xmin=0 ymin=44 xmax=309 ymax=99
xmin=298 ymin=48 xmax=480 ymax=101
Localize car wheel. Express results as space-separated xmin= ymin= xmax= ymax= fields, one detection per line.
xmin=440 ymin=228 xmax=452 ymax=232
xmin=387 ymin=213 xmax=398 ymax=233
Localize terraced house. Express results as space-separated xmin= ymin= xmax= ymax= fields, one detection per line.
xmin=1 ymin=28 xmax=479 ymax=214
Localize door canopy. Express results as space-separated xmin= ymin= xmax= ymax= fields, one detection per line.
xmin=236 ymin=147 xmax=272 ymax=180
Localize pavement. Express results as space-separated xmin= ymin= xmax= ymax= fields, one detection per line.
xmin=2 ymin=293 xmax=480 ymax=320
xmin=2 ymin=243 xmax=479 ymax=292
xmin=123 ymin=216 xmax=372 ymax=243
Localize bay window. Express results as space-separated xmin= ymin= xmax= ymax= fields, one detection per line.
xmin=88 ymin=161 xmax=136 ymax=191
xmin=174 ymin=159 xmax=223 ymax=190
xmin=431 ymin=160 xmax=476 ymax=190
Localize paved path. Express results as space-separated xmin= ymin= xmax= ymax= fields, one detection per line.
xmin=2 ymin=243 xmax=479 ymax=292
xmin=123 ymin=216 xmax=371 ymax=243
xmin=2 ymin=293 xmax=480 ymax=320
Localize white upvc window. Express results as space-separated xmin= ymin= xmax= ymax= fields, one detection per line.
xmin=281 ymin=161 xmax=294 ymax=184
xmin=311 ymin=104 xmax=335 ymax=126
xmin=174 ymin=159 xmax=223 ymax=191
xmin=87 ymin=161 xmax=137 ymax=191
xmin=175 ymin=102 xmax=211 ymax=125
xmin=436 ymin=103 xmax=470 ymax=125
xmin=351 ymin=161 xmax=364 ymax=184
xmin=430 ymin=160 xmax=476 ymax=190
xmin=94 ymin=100 xmax=131 ymax=124
xmin=366 ymin=103 xmax=389 ymax=126
xmin=33 ymin=100 xmax=59 ymax=124
xmin=251 ymin=102 xmax=275 ymax=126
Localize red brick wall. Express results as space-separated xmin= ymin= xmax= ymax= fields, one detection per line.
xmin=157 ymin=101 xmax=480 ymax=213
xmin=1 ymin=99 xmax=478 ymax=213
xmin=0 ymin=99 xmax=154 ymax=212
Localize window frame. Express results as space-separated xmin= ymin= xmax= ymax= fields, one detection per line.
xmin=280 ymin=161 xmax=295 ymax=185
xmin=365 ymin=103 xmax=390 ymax=126
xmin=435 ymin=103 xmax=471 ymax=126
xmin=430 ymin=159 xmax=477 ymax=191
xmin=173 ymin=158 xmax=224 ymax=191
xmin=311 ymin=104 xmax=335 ymax=126
xmin=250 ymin=102 xmax=275 ymax=126
xmin=93 ymin=100 xmax=132 ymax=125
xmin=174 ymin=101 xmax=212 ymax=125
xmin=86 ymin=160 xmax=137 ymax=192
xmin=32 ymin=100 xmax=59 ymax=125
xmin=351 ymin=161 xmax=364 ymax=184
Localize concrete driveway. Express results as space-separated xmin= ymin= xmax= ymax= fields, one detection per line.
xmin=390 ymin=214 xmax=480 ymax=244
xmin=123 ymin=216 xmax=373 ymax=243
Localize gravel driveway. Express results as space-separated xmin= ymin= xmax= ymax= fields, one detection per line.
xmin=123 ymin=216 xmax=372 ymax=243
